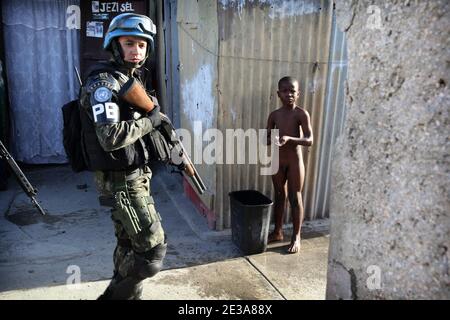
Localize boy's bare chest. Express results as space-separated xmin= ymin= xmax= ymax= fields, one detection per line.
xmin=274 ymin=111 xmax=302 ymax=132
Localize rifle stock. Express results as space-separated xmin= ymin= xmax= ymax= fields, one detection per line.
xmin=119 ymin=79 xmax=155 ymax=112
xmin=0 ymin=140 xmax=46 ymax=215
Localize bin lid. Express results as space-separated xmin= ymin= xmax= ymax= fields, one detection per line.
xmin=229 ymin=190 xmax=273 ymax=207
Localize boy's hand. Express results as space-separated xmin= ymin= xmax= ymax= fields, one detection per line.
xmin=278 ymin=136 xmax=290 ymax=146
xmin=274 ymin=136 xmax=281 ymax=146
xmin=274 ymin=135 xmax=290 ymax=146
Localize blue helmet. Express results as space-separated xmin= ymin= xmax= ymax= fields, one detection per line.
xmin=103 ymin=13 xmax=156 ymax=51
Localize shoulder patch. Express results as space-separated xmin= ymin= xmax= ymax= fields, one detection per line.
xmin=94 ymin=87 xmax=113 ymax=103
xmin=87 ymin=72 xmax=120 ymax=93
xmin=92 ymin=102 xmax=120 ymax=124
xmin=86 ymin=72 xmax=120 ymax=106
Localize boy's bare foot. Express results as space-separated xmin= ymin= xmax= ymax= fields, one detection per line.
xmin=287 ymin=236 xmax=301 ymax=253
xmin=268 ymin=231 xmax=284 ymax=243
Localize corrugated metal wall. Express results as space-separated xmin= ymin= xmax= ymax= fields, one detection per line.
xmin=175 ymin=0 xmax=347 ymax=230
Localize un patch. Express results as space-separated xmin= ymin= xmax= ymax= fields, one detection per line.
xmin=94 ymin=87 xmax=112 ymax=103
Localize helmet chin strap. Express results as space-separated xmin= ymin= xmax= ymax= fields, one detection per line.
xmin=111 ymin=39 xmax=149 ymax=70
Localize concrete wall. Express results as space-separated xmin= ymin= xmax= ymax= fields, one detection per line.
xmin=177 ymin=0 xmax=219 ymax=221
xmin=327 ymin=1 xmax=449 ymax=299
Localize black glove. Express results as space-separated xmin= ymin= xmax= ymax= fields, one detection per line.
xmin=147 ymin=104 xmax=161 ymax=128
xmin=160 ymin=113 xmax=172 ymax=125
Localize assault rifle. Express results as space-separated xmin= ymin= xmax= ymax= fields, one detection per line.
xmin=0 ymin=140 xmax=46 ymax=215
xmin=158 ymin=116 xmax=207 ymax=195
xmin=119 ymin=79 xmax=207 ymax=195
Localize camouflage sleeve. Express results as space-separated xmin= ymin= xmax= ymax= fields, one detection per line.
xmin=82 ymin=71 xmax=157 ymax=152
xmin=95 ymin=118 xmax=155 ymax=152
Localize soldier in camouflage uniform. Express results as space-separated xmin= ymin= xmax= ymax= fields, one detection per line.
xmin=78 ymin=13 xmax=167 ymax=300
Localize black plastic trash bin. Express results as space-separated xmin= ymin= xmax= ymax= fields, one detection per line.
xmin=229 ymin=190 xmax=273 ymax=255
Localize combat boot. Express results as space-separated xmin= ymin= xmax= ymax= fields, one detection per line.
xmin=97 ymin=273 xmax=143 ymax=300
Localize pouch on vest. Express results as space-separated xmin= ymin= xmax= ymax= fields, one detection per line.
xmin=146 ymin=129 xmax=172 ymax=162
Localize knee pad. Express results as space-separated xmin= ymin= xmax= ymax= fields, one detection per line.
xmin=132 ymin=241 xmax=167 ymax=280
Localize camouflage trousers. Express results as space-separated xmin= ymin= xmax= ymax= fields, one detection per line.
xmin=95 ymin=165 xmax=167 ymax=299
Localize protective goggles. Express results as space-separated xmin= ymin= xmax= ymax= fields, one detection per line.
xmin=110 ymin=14 xmax=156 ymax=36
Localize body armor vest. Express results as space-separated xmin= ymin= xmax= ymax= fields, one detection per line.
xmin=79 ymin=62 xmax=148 ymax=171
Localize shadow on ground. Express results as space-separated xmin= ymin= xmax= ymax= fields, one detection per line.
xmin=0 ymin=163 xmax=242 ymax=292
xmin=0 ymin=163 xmax=330 ymax=300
